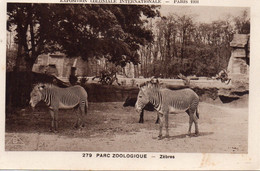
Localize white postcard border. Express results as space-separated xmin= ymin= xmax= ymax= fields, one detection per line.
xmin=0 ymin=0 xmax=260 ymax=170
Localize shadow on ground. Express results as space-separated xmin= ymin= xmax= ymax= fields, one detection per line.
xmin=154 ymin=132 xmax=214 ymax=140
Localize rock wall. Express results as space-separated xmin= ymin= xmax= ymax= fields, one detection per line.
xmin=84 ymin=83 xmax=219 ymax=103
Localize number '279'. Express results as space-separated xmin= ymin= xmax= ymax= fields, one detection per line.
xmin=82 ymin=153 xmax=92 ymax=157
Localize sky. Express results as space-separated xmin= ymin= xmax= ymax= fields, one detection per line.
xmin=160 ymin=5 xmax=250 ymax=23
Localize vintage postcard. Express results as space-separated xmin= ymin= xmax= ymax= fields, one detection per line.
xmin=0 ymin=0 xmax=259 ymax=170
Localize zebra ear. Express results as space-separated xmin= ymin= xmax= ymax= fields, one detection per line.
xmin=139 ymin=82 xmax=146 ymax=88
xmin=147 ymin=81 xmax=154 ymax=87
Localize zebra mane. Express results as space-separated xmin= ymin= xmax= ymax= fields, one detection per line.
xmin=140 ymin=81 xmax=161 ymax=90
xmin=33 ymin=83 xmax=57 ymax=89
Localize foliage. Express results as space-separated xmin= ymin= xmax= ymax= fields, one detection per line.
xmin=92 ymin=69 xmax=121 ymax=86
xmin=7 ymin=3 xmax=160 ymax=71
xmin=6 ymin=49 xmax=17 ymax=72
xmin=7 ymin=4 xmax=249 ymax=77
xmin=233 ymin=10 xmax=250 ymax=34
xmin=138 ymin=11 xmax=250 ymax=78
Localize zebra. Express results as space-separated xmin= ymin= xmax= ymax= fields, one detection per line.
xmin=135 ymin=81 xmax=199 ymax=139
xmin=29 ymin=83 xmax=88 ymax=132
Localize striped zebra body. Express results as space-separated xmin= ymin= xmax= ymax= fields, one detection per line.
xmin=30 ymin=83 xmax=88 ymax=132
xmin=135 ymin=81 xmax=199 ymax=139
xmin=154 ymin=88 xmax=199 ymax=115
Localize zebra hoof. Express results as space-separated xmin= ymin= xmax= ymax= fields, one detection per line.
xmin=158 ymin=135 xmax=163 ymax=140
xmin=186 ymin=135 xmax=192 ymax=138
xmin=49 ymin=128 xmax=58 ymax=133
xmin=186 ymin=132 xmax=192 ymax=137
xmin=195 ymin=132 xmax=199 ymax=137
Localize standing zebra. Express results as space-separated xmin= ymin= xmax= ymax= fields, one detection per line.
xmin=30 ymin=83 xmax=88 ymax=132
xmin=135 ymin=81 xmax=199 ymax=139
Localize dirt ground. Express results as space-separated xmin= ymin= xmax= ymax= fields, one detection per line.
xmin=5 ymin=100 xmax=248 ymax=153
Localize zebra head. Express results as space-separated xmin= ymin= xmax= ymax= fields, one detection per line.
xmin=29 ymin=83 xmax=46 ymax=108
xmin=135 ymin=81 xmax=155 ymax=113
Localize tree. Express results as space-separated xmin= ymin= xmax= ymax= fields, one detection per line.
xmin=138 ymin=12 xmax=237 ymax=78
xmin=7 ymin=3 xmax=160 ymax=71
xmin=233 ymin=10 xmax=250 ymax=34
xmin=8 ymin=4 xmax=60 ymax=71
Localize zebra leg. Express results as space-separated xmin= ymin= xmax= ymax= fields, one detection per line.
xmin=155 ymin=112 xmax=159 ymax=124
xmin=74 ymin=108 xmax=80 ymax=129
xmin=193 ymin=110 xmax=199 ymax=136
xmin=165 ymin=113 xmax=169 ymax=138
xmin=49 ymin=109 xmax=55 ymax=132
xmin=188 ymin=112 xmax=194 ymax=136
xmin=79 ymin=102 xmax=86 ymax=128
xmin=54 ymin=110 xmax=59 ymax=133
xmin=158 ymin=113 xmax=164 ymax=140
xmin=139 ymin=110 xmax=144 ymax=123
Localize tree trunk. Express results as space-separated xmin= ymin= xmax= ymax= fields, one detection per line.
xmin=25 ymin=57 xmax=36 ymax=72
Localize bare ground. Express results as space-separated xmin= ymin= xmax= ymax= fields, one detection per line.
xmin=5 ymin=101 xmax=248 ymax=153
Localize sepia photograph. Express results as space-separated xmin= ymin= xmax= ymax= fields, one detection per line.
xmin=1 ymin=0 xmax=259 ymax=170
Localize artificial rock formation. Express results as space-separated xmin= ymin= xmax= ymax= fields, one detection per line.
xmin=227 ymin=34 xmax=250 ymax=89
